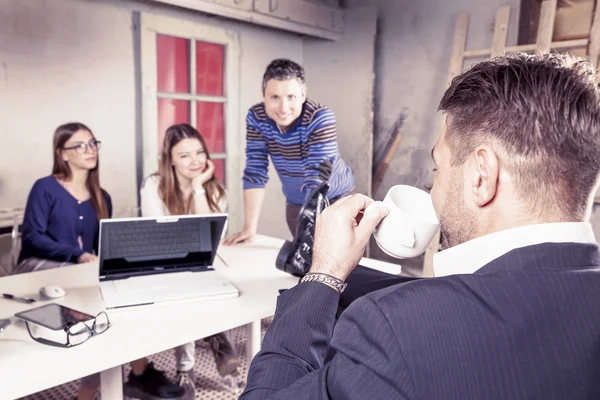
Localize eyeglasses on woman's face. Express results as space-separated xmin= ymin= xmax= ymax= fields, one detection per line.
xmin=63 ymin=140 xmax=101 ymax=155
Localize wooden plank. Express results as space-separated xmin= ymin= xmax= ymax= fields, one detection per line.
xmin=464 ymin=48 xmax=494 ymax=57
xmin=491 ymin=6 xmax=511 ymax=57
xmin=422 ymin=13 xmax=469 ymax=277
xmin=536 ymin=0 xmax=558 ymax=54
xmin=150 ymin=0 xmax=343 ymax=40
xmin=372 ymin=109 xmax=408 ymax=195
xmin=464 ymin=38 xmax=589 ymax=58
xmin=530 ymin=38 xmax=589 ymax=49
xmin=587 ymin=0 xmax=600 ymax=67
xmin=449 ymin=13 xmax=470 ymax=81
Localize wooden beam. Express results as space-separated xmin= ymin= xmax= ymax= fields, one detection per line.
xmin=422 ymin=13 xmax=469 ymax=278
xmin=588 ymin=0 xmax=600 ymax=67
xmin=449 ymin=13 xmax=470 ymax=82
xmin=148 ymin=0 xmax=343 ymax=40
xmin=536 ymin=0 xmax=558 ymax=54
xmin=372 ymin=109 xmax=408 ymax=195
xmin=491 ymin=6 xmax=511 ymax=57
xmin=463 ymin=38 xmax=589 ymax=58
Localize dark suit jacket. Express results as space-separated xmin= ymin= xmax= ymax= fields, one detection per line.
xmin=241 ymin=242 xmax=600 ymax=399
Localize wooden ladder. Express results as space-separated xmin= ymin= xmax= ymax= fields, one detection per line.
xmin=421 ymin=0 xmax=600 ymax=277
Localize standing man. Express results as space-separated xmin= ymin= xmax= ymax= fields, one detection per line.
xmin=224 ymin=59 xmax=355 ymax=244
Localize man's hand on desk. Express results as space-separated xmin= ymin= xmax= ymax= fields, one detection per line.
xmin=310 ymin=194 xmax=389 ymax=281
xmin=223 ymin=229 xmax=256 ymax=246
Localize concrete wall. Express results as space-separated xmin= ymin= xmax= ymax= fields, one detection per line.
xmin=303 ymin=6 xmax=377 ymax=198
xmin=0 ymin=0 xmax=305 ymax=240
xmin=0 ymin=0 xmax=137 ymax=215
xmin=347 ymin=0 xmax=521 ymax=197
xmin=346 ymin=0 xmax=521 ymax=274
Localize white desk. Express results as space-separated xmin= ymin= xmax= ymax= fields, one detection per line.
xmin=0 ymin=235 xmax=399 ymax=399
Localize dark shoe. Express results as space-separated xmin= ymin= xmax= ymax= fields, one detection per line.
xmin=176 ymin=370 xmax=196 ymax=400
xmin=207 ymin=333 xmax=241 ymax=377
xmin=276 ymin=181 xmax=330 ymax=277
xmin=123 ymin=362 xmax=184 ymax=399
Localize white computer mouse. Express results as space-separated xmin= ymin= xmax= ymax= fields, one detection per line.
xmin=39 ymin=285 xmax=66 ymax=300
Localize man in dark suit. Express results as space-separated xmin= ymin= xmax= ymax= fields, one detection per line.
xmin=240 ymin=53 xmax=600 ymax=399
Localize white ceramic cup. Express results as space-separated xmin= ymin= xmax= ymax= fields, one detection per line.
xmin=365 ymin=185 xmax=439 ymax=259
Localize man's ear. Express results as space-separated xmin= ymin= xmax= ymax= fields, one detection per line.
xmin=301 ymin=85 xmax=307 ymax=101
xmin=469 ymin=145 xmax=499 ymax=207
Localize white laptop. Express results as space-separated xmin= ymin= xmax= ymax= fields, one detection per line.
xmin=98 ymin=214 xmax=239 ymax=309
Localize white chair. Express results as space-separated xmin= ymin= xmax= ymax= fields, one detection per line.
xmin=0 ymin=209 xmax=24 ymax=276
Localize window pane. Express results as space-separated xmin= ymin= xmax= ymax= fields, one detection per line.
xmin=212 ymin=158 xmax=225 ymax=185
xmin=158 ymin=99 xmax=190 ymax=154
xmin=157 ymin=35 xmax=190 ymax=93
xmin=195 ymin=41 xmax=224 ymax=96
xmin=196 ymin=102 xmax=224 ymax=153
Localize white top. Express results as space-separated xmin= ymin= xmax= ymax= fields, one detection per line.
xmin=433 ymin=222 xmax=597 ymax=277
xmin=140 ymin=175 xmax=228 ymax=216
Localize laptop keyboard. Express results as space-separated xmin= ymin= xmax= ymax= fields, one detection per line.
xmin=114 ymin=272 xmax=214 ymax=291
xmin=109 ymin=223 xmax=201 ymax=259
xmin=110 ymin=272 xmax=236 ymax=305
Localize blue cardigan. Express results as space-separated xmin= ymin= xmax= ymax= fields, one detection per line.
xmin=18 ymin=176 xmax=113 ymax=263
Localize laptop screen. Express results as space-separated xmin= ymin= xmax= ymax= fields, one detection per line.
xmin=98 ymin=214 xmax=227 ymax=279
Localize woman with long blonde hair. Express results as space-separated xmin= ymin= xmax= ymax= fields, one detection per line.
xmin=146 ymin=124 xmax=226 ymax=215
xmin=140 ymin=123 xmax=240 ymax=397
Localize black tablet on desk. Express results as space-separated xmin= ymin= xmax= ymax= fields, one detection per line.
xmin=15 ymin=303 xmax=94 ymax=331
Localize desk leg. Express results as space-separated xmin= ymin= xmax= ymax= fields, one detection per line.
xmin=100 ymin=365 xmax=123 ymax=399
xmin=246 ymin=320 xmax=261 ymax=361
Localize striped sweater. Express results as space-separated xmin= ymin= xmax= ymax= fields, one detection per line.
xmin=242 ymin=99 xmax=355 ymax=205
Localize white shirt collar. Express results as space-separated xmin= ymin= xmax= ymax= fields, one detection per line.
xmin=433 ymin=222 xmax=596 ymax=277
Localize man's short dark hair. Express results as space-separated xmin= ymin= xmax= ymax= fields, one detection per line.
xmin=438 ymin=53 xmax=600 ymax=219
xmin=262 ymin=59 xmax=306 ymax=92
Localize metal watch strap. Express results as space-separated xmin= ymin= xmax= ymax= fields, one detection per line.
xmin=193 ymin=187 xmax=206 ymax=196
xmin=300 ymin=273 xmax=347 ymax=294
